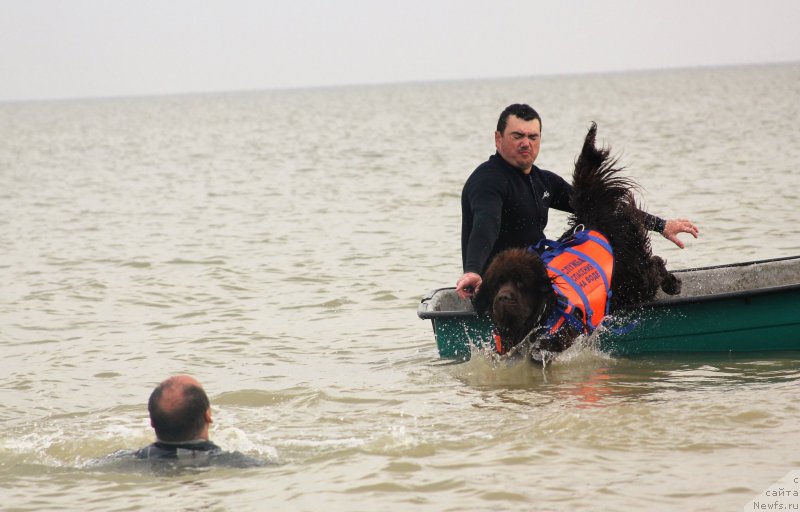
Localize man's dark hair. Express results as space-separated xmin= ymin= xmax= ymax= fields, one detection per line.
xmin=148 ymin=380 xmax=210 ymax=442
xmin=497 ymin=104 xmax=542 ymax=134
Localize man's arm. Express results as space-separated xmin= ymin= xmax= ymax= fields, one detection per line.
xmin=462 ymin=208 xmax=502 ymax=275
xmin=457 ymin=175 xmax=504 ymax=298
xmin=644 ymin=213 xmax=667 ymax=234
xmin=548 ymin=170 xmax=699 ymax=249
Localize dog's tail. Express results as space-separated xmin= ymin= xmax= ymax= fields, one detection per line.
xmin=569 ymin=122 xmax=640 ymax=228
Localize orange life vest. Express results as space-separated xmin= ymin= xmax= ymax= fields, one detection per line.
xmin=539 ymin=229 xmax=614 ymax=335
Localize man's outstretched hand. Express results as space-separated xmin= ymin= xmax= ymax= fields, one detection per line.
xmin=662 ymin=218 xmax=699 ymax=249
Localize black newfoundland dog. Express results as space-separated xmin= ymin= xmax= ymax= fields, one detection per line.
xmin=474 ymin=123 xmax=681 ymax=362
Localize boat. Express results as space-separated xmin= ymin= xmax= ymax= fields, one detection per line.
xmin=417 ymin=256 xmax=800 ymax=359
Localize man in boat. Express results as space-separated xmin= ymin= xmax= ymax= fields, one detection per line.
xmin=456 ymin=104 xmax=699 ymax=299
xmin=132 ymin=374 xmax=263 ymax=467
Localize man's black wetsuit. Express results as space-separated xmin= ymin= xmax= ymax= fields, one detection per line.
xmin=134 ymin=440 xmax=222 ymax=459
xmin=461 ymin=152 xmax=666 ymax=275
xmin=132 ymin=440 xmax=264 ymax=467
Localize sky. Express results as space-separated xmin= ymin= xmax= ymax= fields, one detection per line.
xmin=1 ymin=0 xmax=799 ymax=102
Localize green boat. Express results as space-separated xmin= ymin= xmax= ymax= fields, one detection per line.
xmin=417 ymin=256 xmax=800 ymax=359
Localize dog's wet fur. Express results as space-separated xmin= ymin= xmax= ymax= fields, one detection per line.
xmin=474 ymin=123 xmax=681 ymax=357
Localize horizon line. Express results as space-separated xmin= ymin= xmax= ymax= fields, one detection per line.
xmin=2 ymin=59 xmax=797 ymax=106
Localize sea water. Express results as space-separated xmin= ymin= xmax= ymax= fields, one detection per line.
xmin=1 ymin=63 xmax=799 ymax=511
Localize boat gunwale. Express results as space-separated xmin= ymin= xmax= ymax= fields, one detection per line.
xmin=672 ymin=254 xmax=800 ymax=273
xmin=418 ymin=282 xmax=800 ymax=319
xmin=418 ymin=255 xmax=800 ymax=319
xmin=618 ymin=282 xmax=800 ymax=310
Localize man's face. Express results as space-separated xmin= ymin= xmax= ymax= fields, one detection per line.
xmin=495 ymin=115 xmax=541 ymax=173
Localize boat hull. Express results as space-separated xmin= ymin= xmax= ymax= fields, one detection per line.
xmin=418 ymin=256 xmax=800 ymax=358
xmin=599 ymin=285 xmax=800 ymax=355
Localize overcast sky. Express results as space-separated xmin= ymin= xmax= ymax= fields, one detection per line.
xmin=1 ymin=0 xmax=798 ymax=102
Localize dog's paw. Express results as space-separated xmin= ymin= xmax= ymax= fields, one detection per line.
xmin=661 ymin=273 xmax=682 ymax=295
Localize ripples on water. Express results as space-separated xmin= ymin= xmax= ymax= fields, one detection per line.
xmin=1 ymin=64 xmax=799 ymax=511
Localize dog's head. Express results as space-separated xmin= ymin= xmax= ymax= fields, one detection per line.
xmin=474 ymin=248 xmax=555 ymax=351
